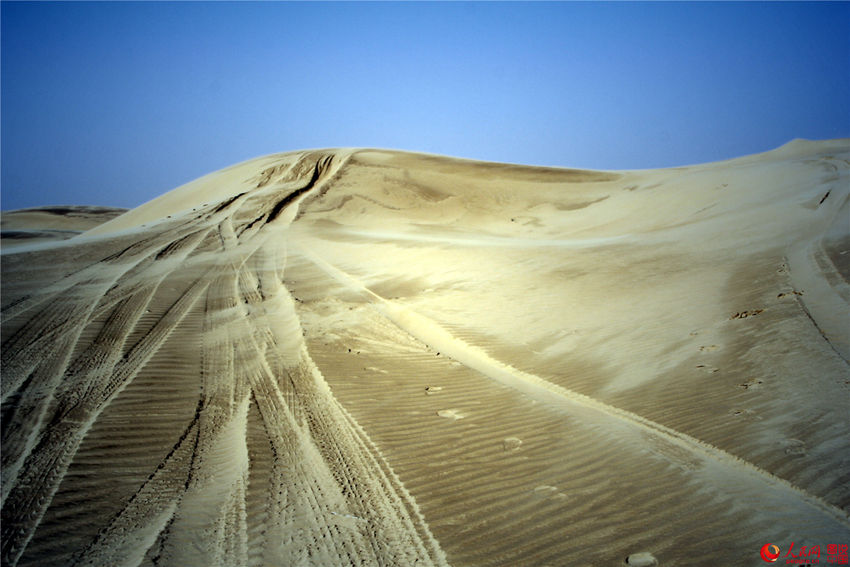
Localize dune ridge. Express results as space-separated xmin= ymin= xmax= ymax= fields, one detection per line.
xmin=2 ymin=140 xmax=849 ymax=566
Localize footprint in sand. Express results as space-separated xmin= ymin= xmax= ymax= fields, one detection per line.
xmin=436 ymin=409 xmax=463 ymax=420
xmin=730 ymin=309 xmax=764 ymax=320
xmin=532 ymin=485 xmax=568 ymax=501
xmin=783 ymin=439 xmax=807 ymax=457
xmin=738 ymin=378 xmax=764 ymax=390
xmin=729 ymin=408 xmax=760 ymax=420
xmin=625 ymin=552 xmax=658 ymax=566
xmin=502 ymin=437 xmax=522 ymax=452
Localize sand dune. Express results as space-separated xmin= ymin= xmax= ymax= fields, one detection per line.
xmin=2 ymin=140 xmax=848 ymax=566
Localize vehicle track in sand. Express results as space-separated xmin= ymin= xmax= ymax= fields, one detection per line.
xmin=2 ymin=152 xmax=448 ymax=567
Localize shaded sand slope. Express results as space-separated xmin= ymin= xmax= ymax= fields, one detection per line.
xmin=2 ymin=140 xmax=848 ymax=566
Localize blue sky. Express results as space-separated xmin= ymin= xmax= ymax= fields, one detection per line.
xmin=2 ymin=1 xmax=849 ymax=210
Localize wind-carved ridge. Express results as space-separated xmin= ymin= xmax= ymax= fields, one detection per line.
xmin=265 ymin=155 xmax=335 ymax=225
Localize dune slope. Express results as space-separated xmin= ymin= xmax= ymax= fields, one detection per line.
xmin=2 ymin=141 xmax=849 ymax=566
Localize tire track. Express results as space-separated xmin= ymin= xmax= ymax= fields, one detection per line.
xmin=229 ymin=261 xmax=448 ymax=565
xmin=1 ymin=227 xmax=211 ymax=404
xmin=70 ymin=238 xmax=260 ymax=566
xmin=1 ymin=276 xmax=127 ymax=403
xmin=88 ymin=227 xmax=213 ymax=321
xmin=1 ymin=283 xmax=162 ymax=511
xmin=141 ymin=226 xmax=281 ymax=564
xmin=162 ymin=398 xmax=251 ymax=567
xmin=72 ymin=416 xmax=202 ymax=567
xmin=238 ymin=284 xmax=377 ymax=565
xmin=0 ymin=334 xmax=77 ymax=503
xmin=120 ymin=227 xmax=284 ymax=565
xmin=244 ymin=394 xmax=274 ymax=567
xmin=246 ymin=351 xmax=350 ymax=564
xmin=263 ymin=230 xmax=447 ymax=565
xmin=2 ymin=150 xmax=405 ymax=566
xmin=160 ymin=263 xmax=258 ymax=565
xmin=0 ymin=212 xmax=218 ymax=323
xmin=1 ymin=272 xmax=210 ymax=566
xmin=329 ymin=382 xmax=449 ymax=565
xmin=1 ymin=228 xmax=213 ymax=507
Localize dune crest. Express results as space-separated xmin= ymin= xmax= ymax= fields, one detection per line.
xmin=2 ymin=141 xmax=849 ymax=566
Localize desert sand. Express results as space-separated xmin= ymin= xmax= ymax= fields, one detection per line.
xmin=1 ymin=140 xmax=848 ymax=566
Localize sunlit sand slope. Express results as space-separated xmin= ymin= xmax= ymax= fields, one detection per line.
xmin=2 ymin=140 xmax=848 ymax=566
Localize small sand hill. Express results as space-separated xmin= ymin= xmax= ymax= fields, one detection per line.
xmin=1 ymin=140 xmax=848 ymax=566
xmin=0 ymin=206 xmax=128 ymax=249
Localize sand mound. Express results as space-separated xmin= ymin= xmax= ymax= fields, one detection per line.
xmin=2 ymin=141 xmax=849 ymax=566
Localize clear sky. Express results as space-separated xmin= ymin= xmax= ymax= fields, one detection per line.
xmin=2 ymin=1 xmax=849 ymax=210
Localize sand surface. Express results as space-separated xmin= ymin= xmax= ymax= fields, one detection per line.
xmin=2 ymin=140 xmax=849 ymax=566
